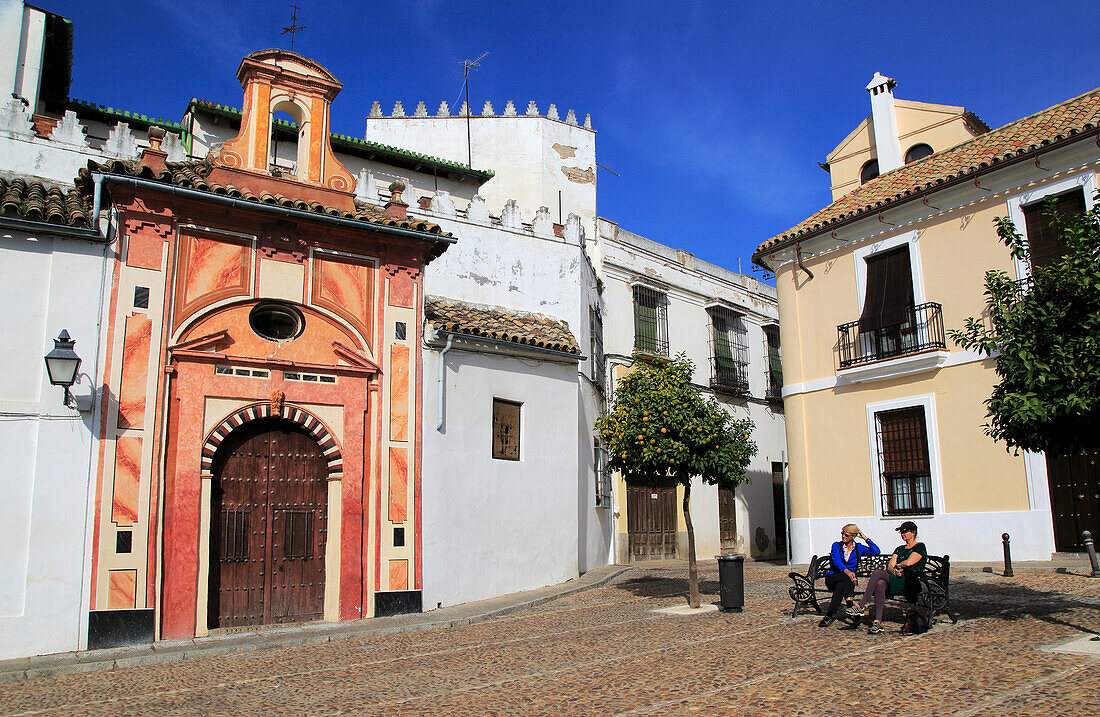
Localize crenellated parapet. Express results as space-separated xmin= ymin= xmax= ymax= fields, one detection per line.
xmin=365 ymin=98 xmax=594 ymax=131
xmin=0 ymin=98 xmax=188 ymax=184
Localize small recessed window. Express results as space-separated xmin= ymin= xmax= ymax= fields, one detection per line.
xmin=395 ymin=322 xmax=407 ymax=341
xmin=860 ymin=159 xmax=880 ymax=185
xmin=492 ymin=398 xmax=522 ymax=461
xmin=116 ymin=530 xmax=132 ymax=554
xmin=393 ymin=527 xmax=405 ymax=547
xmin=905 ymin=143 xmax=934 ymax=164
xmin=249 ymin=302 xmax=305 ymax=341
xmin=134 ymin=286 xmax=149 ymax=309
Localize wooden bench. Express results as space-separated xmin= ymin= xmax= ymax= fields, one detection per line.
xmin=787 ymin=553 xmax=957 ymax=625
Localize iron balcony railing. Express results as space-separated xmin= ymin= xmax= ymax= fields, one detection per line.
xmin=765 ymin=369 xmax=783 ymax=403
xmin=710 ymin=355 xmax=749 ymax=395
xmin=837 ymin=302 xmax=945 ymax=369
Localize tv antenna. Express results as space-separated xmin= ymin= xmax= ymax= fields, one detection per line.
xmin=457 ymin=52 xmax=488 ymax=169
xmin=281 ymin=4 xmax=306 ymax=51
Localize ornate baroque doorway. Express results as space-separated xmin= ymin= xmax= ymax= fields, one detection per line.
xmin=210 ymin=418 xmax=328 ymax=628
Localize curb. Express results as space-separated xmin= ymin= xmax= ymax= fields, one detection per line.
xmin=0 ymin=565 xmax=633 ymax=682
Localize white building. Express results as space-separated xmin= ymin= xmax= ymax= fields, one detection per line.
xmin=596 ymin=219 xmax=788 ymax=563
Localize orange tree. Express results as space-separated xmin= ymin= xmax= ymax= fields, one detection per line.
xmin=595 ymin=353 xmax=756 ymax=608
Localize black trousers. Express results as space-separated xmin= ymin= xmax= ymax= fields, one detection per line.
xmin=824 ymin=572 xmax=857 ymax=615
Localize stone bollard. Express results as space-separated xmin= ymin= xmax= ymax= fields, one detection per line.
xmin=1001 ymin=533 xmax=1014 ymax=577
xmin=1084 ymin=531 xmax=1100 ymax=578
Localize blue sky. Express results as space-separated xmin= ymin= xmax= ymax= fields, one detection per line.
xmin=44 ymin=0 xmax=1100 ymax=276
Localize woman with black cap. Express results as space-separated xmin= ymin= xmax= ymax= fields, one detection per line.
xmin=846 ymin=520 xmax=926 ymax=634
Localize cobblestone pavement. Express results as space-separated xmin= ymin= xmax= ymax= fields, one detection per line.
xmin=2 ymin=565 xmax=1098 ymax=716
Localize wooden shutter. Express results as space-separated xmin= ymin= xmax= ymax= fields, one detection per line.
xmin=633 ymin=286 xmax=658 ymax=352
xmin=492 ymin=399 xmax=521 ymax=460
xmin=878 ymin=407 xmax=930 ymax=475
xmin=859 ymin=247 xmax=913 ymax=331
xmin=1023 ymin=188 xmax=1085 ymax=270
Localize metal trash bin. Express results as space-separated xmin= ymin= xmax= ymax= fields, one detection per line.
xmin=716 ymin=553 xmax=746 ymax=612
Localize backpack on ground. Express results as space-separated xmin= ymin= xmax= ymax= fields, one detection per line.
xmin=900 ymin=609 xmax=930 ymax=635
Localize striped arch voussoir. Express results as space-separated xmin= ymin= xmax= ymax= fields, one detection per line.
xmin=200 ymin=402 xmax=343 ymax=477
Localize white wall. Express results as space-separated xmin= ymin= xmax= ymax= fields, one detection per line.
xmin=0 ymin=230 xmax=106 ymax=659
xmin=421 ymin=349 xmax=580 ymax=608
xmin=366 ymin=114 xmax=597 ymax=230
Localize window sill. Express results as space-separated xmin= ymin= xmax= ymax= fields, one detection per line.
xmin=837 ymin=349 xmax=949 ymax=385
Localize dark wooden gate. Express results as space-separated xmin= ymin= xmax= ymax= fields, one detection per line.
xmin=1047 ymin=450 xmax=1100 ymax=552
xmin=718 ymin=488 xmax=737 ymax=550
xmin=627 ymin=484 xmax=678 ymax=560
xmin=210 ymin=418 xmax=328 ymax=629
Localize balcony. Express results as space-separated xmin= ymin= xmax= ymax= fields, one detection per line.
xmin=710 ymin=355 xmax=749 ymax=395
xmin=837 ymin=302 xmax=946 ymax=370
xmin=765 ymin=369 xmax=783 ymax=404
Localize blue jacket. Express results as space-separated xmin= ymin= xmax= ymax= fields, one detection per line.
xmin=827 ymin=539 xmax=880 ymax=574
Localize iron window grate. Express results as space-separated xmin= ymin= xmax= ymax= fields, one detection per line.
xmin=875 ymin=407 xmax=934 ymax=516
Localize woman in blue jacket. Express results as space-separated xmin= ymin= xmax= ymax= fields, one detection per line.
xmin=818 ymin=524 xmax=880 ymax=626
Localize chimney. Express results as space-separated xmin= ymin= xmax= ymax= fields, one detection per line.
xmin=385 ymin=180 xmax=408 ymax=219
xmin=866 ymin=72 xmax=903 ymax=174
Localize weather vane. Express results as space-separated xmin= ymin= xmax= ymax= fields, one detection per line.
xmin=281 ymin=4 xmax=306 ymax=51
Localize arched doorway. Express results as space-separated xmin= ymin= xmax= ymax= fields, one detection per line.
xmin=209 ymin=417 xmax=328 ymax=629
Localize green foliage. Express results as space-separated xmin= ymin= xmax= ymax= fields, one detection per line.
xmin=595 ymin=353 xmax=757 ymax=487
xmin=949 ymin=195 xmax=1100 ymax=455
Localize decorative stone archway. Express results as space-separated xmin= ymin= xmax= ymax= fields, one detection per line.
xmin=201 ymin=401 xmax=343 ymax=477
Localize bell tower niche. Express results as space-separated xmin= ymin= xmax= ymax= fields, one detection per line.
xmin=214 ymin=49 xmax=355 ymax=192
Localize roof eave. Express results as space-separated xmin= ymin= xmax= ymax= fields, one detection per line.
xmin=754 ymin=124 xmax=1100 ymax=269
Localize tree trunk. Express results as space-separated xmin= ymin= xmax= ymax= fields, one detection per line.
xmin=683 ymin=477 xmax=700 ymax=608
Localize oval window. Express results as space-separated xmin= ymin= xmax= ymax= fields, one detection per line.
xmin=249 ymin=302 xmax=305 ymax=341
xmin=905 ymin=143 xmax=934 ymax=164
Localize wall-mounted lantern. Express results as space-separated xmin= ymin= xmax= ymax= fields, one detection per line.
xmin=44 ymin=329 xmax=82 ymax=407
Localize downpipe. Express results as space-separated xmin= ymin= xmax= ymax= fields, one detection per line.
xmin=436 ymin=334 xmax=454 ymax=431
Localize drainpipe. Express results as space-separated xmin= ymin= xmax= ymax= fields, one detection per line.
xmin=436 ymin=334 xmax=453 ymax=431
xmin=796 ymin=242 xmax=814 ymax=280
xmin=91 ymin=174 xmax=104 ymax=233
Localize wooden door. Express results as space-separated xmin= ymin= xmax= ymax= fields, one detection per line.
xmin=1047 ymin=450 xmax=1100 ymax=552
xmin=718 ymin=488 xmax=737 ymax=550
xmin=627 ymin=484 xmax=678 ymax=560
xmin=211 ymin=419 xmax=328 ymax=628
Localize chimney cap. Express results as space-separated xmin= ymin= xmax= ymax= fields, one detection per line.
xmin=866 ymin=72 xmax=897 ymax=93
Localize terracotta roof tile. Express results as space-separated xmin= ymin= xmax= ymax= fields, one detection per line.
xmin=756 ymin=87 xmax=1100 ymax=259
xmin=0 ymin=175 xmax=92 ymax=228
xmin=79 ymin=158 xmax=450 ymax=237
xmin=425 ymin=297 xmax=581 ymax=355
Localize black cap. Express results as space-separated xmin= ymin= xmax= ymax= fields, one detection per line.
xmin=895 ymin=520 xmax=918 ymax=533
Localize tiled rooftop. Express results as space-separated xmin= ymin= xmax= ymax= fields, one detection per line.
xmin=0 ymin=176 xmax=92 ymax=228
xmin=79 ymin=158 xmax=449 ymax=237
xmin=425 ymin=297 xmax=581 ymax=355
xmin=756 ymin=86 xmax=1100 ymax=258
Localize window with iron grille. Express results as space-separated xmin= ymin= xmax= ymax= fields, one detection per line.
xmin=875 ymin=407 xmax=934 ymax=516
xmin=492 ymin=398 xmax=522 ymax=461
xmin=217 ymin=509 xmax=250 ymax=561
xmin=590 ymin=307 xmax=605 ymax=388
xmin=632 ymin=285 xmax=669 ymax=355
xmin=764 ymin=324 xmax=782 ymax=400
xmin=1022 ymin=187 xmax=1085 ymax=270
xmin=280 ymin=509 xmax=313 ymax=559
xmin=709 ymin=307 xmax=749 ymax=394
xmin=594 ymin=438 xmax=612 ymax=509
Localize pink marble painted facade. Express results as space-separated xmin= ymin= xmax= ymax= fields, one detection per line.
xmin=175 ymin=233 xmax=251 ymax=325
xmin=388 ymin=447 xmax=407 ymax=524
xmin=107 ymin=569 xmax=137 ymax=610
xmin=388 ymin=274 xmax=414 ymax=309
xmin=388 ymin=560 xmax=408 ymax=591
xmin=312 ymin=257 xmax=374 ymax=351
xmin=111 ymin=436 xmax=143 ymax=526
xmin=389 ymin=344 xmax=409 ymax=441
xmin=116 ymin=313 xmax=152 ymax=429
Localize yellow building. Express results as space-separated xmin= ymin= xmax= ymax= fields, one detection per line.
xmin=753 ymin=75 xmax=1100 ymax=562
